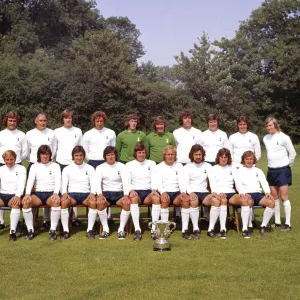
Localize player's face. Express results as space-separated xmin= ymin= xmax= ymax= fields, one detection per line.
xmin=238 ymin=121 xmax=248 ymax=134
xmin=7 ymin=118 xmax=17 ymax=131
xmin=63 ymin=116 xmax=73 ymax=128
xmin=218 ymin=154 xmax=228 ymax=167
xmin=40 ymin=152 xmax=50 ymax=164
xmin=208 ymin=120 xmax=218 ymax=131
xmin=193 ymin=150 xmax=203 ymax=164
xmin=136 ymin=149 xmax=146 ymax=162
xmin=105 ymin=152 xmax=116 ymax=165
xmin=73 ymin=152 xmax=84 ymax=165
xmin=94 ymin=117 xmax=105 ymax=130
xmin=35 ymin=114 xmax=47 ymax=130
xmin=155 ymin=122 xmax=165 ymax=134
xmin=128 ymin=119 xmax=137 ymax=132
xmin=265 ymin=121 xmax=277 ymax=135
xmin=182 ymin=116 xmax=192 ymax=129
xmin=4 ymin=155 xmax=16 ymax=168
xmin=244 ymin=155 xmax=254 ymax=168
xmin=164 ymin=149 xmax=176 ymax=165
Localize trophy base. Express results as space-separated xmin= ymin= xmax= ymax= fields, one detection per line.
xmin=153 ymin=247 xmax=171 ymax=251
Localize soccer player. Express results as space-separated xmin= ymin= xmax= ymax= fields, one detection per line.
xmin=145 ymin=116 xmax=176 ymax=163
xmin=263 ymin=117 xmax=296 ymax=231
xmin=126 ymin=143 xmax=159 ymax=240
xmin=82 ymin=111 xmax=116 ymax=169
xmin=208 ymin=148 xmax=247 ymax=239
xmin=179 ymin=145 xmax=212 ymax=239
xmin=23 ymin=145 xmax=61 ymax=240
xmin=0 ymin=111 xmax=27 ymax=228
xmin=236 ymin=151 xmax=275 ymax=235
xmin=155 ymin=146 xmax=185 ymax=222
xmin=116 ymin=114 xmax=146 ymax=163
xmin=96 ymin=146 xmax=130 ymax=240
xmin=60 ymin=146 xmax=97 ymax=239
xmin=0 ymin=150 xmax=26 ymax=241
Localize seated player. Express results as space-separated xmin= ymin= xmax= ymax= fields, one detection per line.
xmin=0 ymin=150 xmax=26 ymax=241
xmin=96 ymin=146 xmax=130 ymax=240
xmin=179 ymin=145 xmax=213 ymax=239
xmin=126 ymin=143 xmax=159 ymax=240
xmin=236 ymin=151 xmax=275 ymax=235
xmin=23 ymin=145 xmax=61 ymax=240
xmin=208 ymin=148 xmax=251 ymax=239
xmin=155 ymin=146 xmax=185 ymax=223
xmin=60 ymin=146 xmax=97 ymax=239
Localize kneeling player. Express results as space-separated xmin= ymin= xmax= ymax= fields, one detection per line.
xmin=61 ymin=146 xmax=97 ymax=239
xmin=23 ymin=145 xmax=61 ymax=240
xmin=126 ymin=143 xmax=159 ymax=240
xmin=0 ymin=150 xmax=26 ymax=241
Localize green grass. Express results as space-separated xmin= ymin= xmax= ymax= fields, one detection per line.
xmin=1 ymin=148 xmax=300 ymax=299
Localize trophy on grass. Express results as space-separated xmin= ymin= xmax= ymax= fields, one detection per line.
xmin=148 ymin=220 xmax=176 ymax=251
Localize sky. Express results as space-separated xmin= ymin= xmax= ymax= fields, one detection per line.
xmin=96 ymin=0 xmax=264 ymax=66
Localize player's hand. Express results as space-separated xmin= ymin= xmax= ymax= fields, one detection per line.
xmin=50 ymin=193 xmax=60 ymax=205
xmin=244 ymin=193 xmax=252 ymax=200
xmin=87 ymin=193 xmax=96 ymax=202
xmin=265 ymin=193 xmax=273 ymax=200
xmin=97 ymin=194 xmax=106 ymax=205
xmin=123 ymin=195 xmax=131 ymax=206
xmin=11 ymin=196 xmax=21 ymax=206
xmin=189 ymin=192 xmax=198 ymax=202
xmin=22 ymin=194 xmax=31 ymax=205
xmin=161 ymin=192 xmax=170 ymax=203
xmin=151 ymin=190 xmax=160 ymax=198
xmin=218 ymin=193 xmax=226 ymax=199
xmin=181 ymin=192 xmax=189 ymax=202
xmin=129 ymin=190 xmax=137 ymax=198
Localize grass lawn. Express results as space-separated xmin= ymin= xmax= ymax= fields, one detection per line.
xmin=0 ymin=148 xmax=299 ymax=299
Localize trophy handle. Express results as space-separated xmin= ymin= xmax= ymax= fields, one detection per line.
xmin=169 ymin=222 xmax=176 ymax=232
xmin=148 ymin=222 xmax=153 ymax=230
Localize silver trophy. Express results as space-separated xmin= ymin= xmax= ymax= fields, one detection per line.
xmin=148 ymin=221 xmax=176 ymax=251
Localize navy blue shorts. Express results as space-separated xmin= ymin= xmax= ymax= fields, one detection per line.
xmin=0 ymin=193 xmax=15 ymax=206
xmin=102 ymin=191 xmax=124 ymax=205
xmin=33 ymin=192 xmax=54 ymax=205
xmin=248 ymin=193 xmax=265 ymax=205
xmin=194 ymin=192 xmax=209 ymax=203
xmin=166 ymin=191 xmax=180 ymax=204
xmin=135 ymin=190 xmax=151 ymax=203
xmin=68 ymin=192 xmax=90 ymax=204
xmin=267 ymin=165 xmax=292 ymax=186
xmin=225 ymin=193 xmax=236 ymax=201
xmin=88 ymin=160 xmax=105 ymax=169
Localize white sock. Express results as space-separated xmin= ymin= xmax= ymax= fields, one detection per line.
xmin=10 ymin=208 xmax=20 ymax=233
xmin=87 ymin=208 xmax=98 ymax=232
xmin=203 ymin=206 xmax=209 ymax=218
xmin=219 ymin=205 xmax=227 ymax=231
xmin=72 ymin=207 xmax=78 ymax=218
xmin=248 ymin=207 xmax=253 ymax=228
xmin=181 ymin=208 xmax=190 ymax=232
xmin=190 ymin=207 xmax=199 ymax=231
xmin=261 ymin=207 xmax=274 ymax=227
xmin=107 ymin=207 xmax=111 ymax=219
xmin=43 ymin=207 xmax=50 ymax=221
xmin=61 ymin=208 xmax=69 ymax=232
xmin=283 ymin=200 xmax=291 ymax=226
xmin=151 ymin=204 xmax=161 ymax=230
xmin=98 ymin=208 xmax=109 ymax=232
xmin=160 ymin=208 xmax=169 ymax=222
xmin=50 ymin=206 xmax=61 ymax=231
xmin=208 ymin=206 xmax=220 ymax=232
xmin=241 ymin=206 xmax=250 ymax=231
xmin=23 ymin=208 xmax=34 ymax=231
xmin=0 ymin=210 xmax=4 ymax=224
xmin=118 ymin=209 xmax=130 ymax=233
xmin=130 ymin=204 xmax=141 ymax=232
xmin=175 ymin=206 xmax=181 ymax=217
xmin=274 ymin=199 xmax=281 ymax=224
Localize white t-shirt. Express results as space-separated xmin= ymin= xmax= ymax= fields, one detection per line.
xmin=173 ymin=127 xmax=202 ymax=164
xmin=208 ymin=164 xmax=236 ymax=193
xmin=95 ymin=162 xmax=127 ymax=194
xmin=82 ymin=127 xmax=116 ymax=160
xmin=62 ymin=162 xmax=96 ymax=194
xmin=263 ymin=132 xmax=296 ymax=168
xmin=199 ymin=129 xmax=229 ymax=163
xmin=0 ymin=129 xmax=28 ymax=164
xmin=54 ymin=126 xmax=82 ymax=165
xmin=0 ymin=164 xmax=26 ymax=197
xmin=26 ymin=128 xmax=57 ymax=163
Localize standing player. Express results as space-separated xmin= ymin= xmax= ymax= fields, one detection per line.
xmin=145 ymin=116 xmax=176 ymax=163
xmin=23 ymin=145 xmax=61 ymax=240
xmin=263 ymin=117 xmax=296 ymax=231
xmin=116 ymin=114 xmax=146 ymax=164
xmin=0 ymin=150 xmax=26 ymax=241
xmin=126 ymin=143 xmax=159 ymax=240
xmin=82 ymin=111 xmax=116 ymax=169
xmin=0 ymin=111 xmax=27 ymax=228
xmin=60 ymin=146 xmax=97 ymax=239
xmin=96 ymin=146 xmax=130 ymax=240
